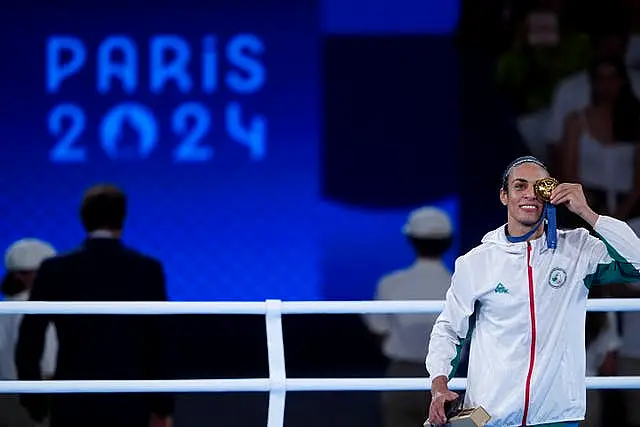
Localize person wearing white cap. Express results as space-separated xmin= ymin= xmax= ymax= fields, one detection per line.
xmin=0 ymin=238 xmax=58 ymax=427
xmin=364 ymin=206 xmax=454 ymax=427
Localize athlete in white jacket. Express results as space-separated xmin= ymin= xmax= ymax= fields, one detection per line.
xmin=426 ymin=156 xmax=640 ymax=427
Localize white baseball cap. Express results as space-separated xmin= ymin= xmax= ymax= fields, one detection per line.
xmin=402 ymin=207 xmax=453 ymax=239
xmin=4 ymin=238 xmax=57 ymax=272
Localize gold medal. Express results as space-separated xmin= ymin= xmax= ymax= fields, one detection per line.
xmin=534 ymin=177 xmax=558 ymax=203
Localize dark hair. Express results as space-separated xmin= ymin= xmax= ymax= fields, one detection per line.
xmin=408 ymin=236 xmax=452 ymax=258
xmin=500 ymin=156 xmax=548 ymax=192
xmin=1 ymin=273 xmax=27 ymax=296
xmin=589 ymin=56 xmax=640 ymax=142
xmin=80 ymin=184 xmax=127 ymax=233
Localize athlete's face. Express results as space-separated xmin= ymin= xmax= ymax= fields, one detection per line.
xmin=500 ymin=163 xmax=549 ymax=228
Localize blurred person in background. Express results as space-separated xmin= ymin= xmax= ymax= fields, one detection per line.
xmin=546 ymin=17 xmax=640 ymax=159
xmin=624 ymin=0 xmax=640 ymax=69
xmin=497 ymin=0 xmax=590 ymax=115
xmin=15 ymin=184 xmax=174 ymax=427
xmin=364 ymin=207 xmax=453 ymax=427
xmin=496 ymin=0 xmax=590 ymax=159
xmin=0 ymin=239 xmax=57 ymax=427
xmin=557 ymin=56 xmax=640 ymax=226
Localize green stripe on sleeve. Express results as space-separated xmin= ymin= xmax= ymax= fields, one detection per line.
xmin=448 ymin=303 xmax=478 ymax=380
xmin=584 ymin=232 xmax=640 ymax=288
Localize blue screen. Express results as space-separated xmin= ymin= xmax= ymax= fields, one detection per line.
xmin=0 ymin=1 xmax=460 ymax=302
xmin=323 ymin=0 xmax=459 ymax=34
xmin=0 ymin=3 xmax=321 ymax=301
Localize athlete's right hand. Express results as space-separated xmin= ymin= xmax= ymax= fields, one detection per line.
xmin=428 ymin=376 xmax=459 ymax=425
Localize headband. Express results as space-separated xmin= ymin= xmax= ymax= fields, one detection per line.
xmin=501 ymin=156 xmax=548 ymax=189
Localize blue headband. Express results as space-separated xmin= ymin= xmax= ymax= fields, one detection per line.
xmin=501 ymin=156 xmax=547 ymax=188
xmin=503 ymin=156 xmax=557 ymax=249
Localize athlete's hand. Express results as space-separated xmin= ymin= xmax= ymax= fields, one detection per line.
xmin=550 ymin=182 xmax=599 ymax=227
xmin=428 ymin=376 xmax=459 ymax=425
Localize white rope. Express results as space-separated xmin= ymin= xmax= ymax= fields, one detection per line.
xmin=5 ymin=297 xmax=640 ymax=427
xmin=1 ymin=298 xmax=639 ymax=314
xmin=0 ymin=379 xmax=271 ymax=393
xmin=265 ymin=299 xmax=286 ymax=427
xmin=2 ymin=377 xmax=639 ymax=393
xmin=0 ymin=301 xmax=268 ymax=315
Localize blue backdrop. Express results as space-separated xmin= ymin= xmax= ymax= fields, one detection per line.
xmin=0 ymin=0 xmax=460 ymax=302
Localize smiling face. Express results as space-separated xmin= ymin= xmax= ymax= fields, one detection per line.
xmin=500 ymin=162 xmax=550 ymax=235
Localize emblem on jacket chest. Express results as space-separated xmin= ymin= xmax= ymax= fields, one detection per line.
xmin=548 ymin=267 xmax=567 ymax=288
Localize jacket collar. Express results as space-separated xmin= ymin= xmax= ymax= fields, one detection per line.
xmin=481 ymin=223 xmax=553 ymax=255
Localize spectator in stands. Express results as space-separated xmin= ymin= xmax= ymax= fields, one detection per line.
xmin=497 ymin=0 xmax=589 ymax=116
xmin=15 ymin=184 xmax=174 ymax=427
xmin=546 ymin=19 xmax=640 ymax=158
xmin=557 ymin=56 xmax=640 ymax=225
xmin=624 ymin=0 xmax=640 ymax=69
xmin=0 ymin=238 xmax=57 ymax=427
xmin=364 ymin=207 xmax=453 ymax=427
xmin=496 ymin=0 xmax=590 ymax=159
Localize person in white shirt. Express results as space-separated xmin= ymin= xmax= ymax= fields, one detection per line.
xmin=623 ymin=0 xmax=640 ymax=69
xmin=0 ymin=238 xmax=58 ymax=427
xmin=545 ymin=23 xmax=640 ymax=153
xmin=556 ymin=56 xmax=640 ymax=224
xmin=364 ymin=207 xmax=454 ymax=427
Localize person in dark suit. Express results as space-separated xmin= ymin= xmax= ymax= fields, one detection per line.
xmin=15 ymin=184 xmax=174 ymax=427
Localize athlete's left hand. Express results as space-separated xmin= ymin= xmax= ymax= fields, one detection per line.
xmin=550 ymin=182 xmax=599 ymax=226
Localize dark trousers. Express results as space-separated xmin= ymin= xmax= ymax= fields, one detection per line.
xmin=0 ymin=395 xmax=41 ymax=427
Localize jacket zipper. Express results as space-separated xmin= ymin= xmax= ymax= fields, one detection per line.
xmin=522 ymin=242 xmax=537 ymax=426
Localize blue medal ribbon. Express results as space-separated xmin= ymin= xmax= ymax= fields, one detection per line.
xmin=505 ymin=203 xmax=557 ymax=249
xmin=546 ymin=203 xmax=557 ymax=249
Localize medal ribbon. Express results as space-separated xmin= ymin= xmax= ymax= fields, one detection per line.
xmin=506 ymin=203 xmax=557 ymax=249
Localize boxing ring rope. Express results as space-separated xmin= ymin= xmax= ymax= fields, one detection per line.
xmin=2 ymin=298 xmax=640 ymax=427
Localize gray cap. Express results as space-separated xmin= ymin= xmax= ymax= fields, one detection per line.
xmin=4 ymin=238 xmax=56 ymax=271
xmin=402 ymin=207 xmax=453 ymax=239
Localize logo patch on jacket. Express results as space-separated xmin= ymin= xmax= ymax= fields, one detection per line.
xmin=494 ymin=283 xmax=509 ymax=294
xmin=548 ymin=267 xmax=568 ymax=288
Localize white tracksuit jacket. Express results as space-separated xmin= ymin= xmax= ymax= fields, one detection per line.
xmin=426 ymin=215 xmax=640 ymax=427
